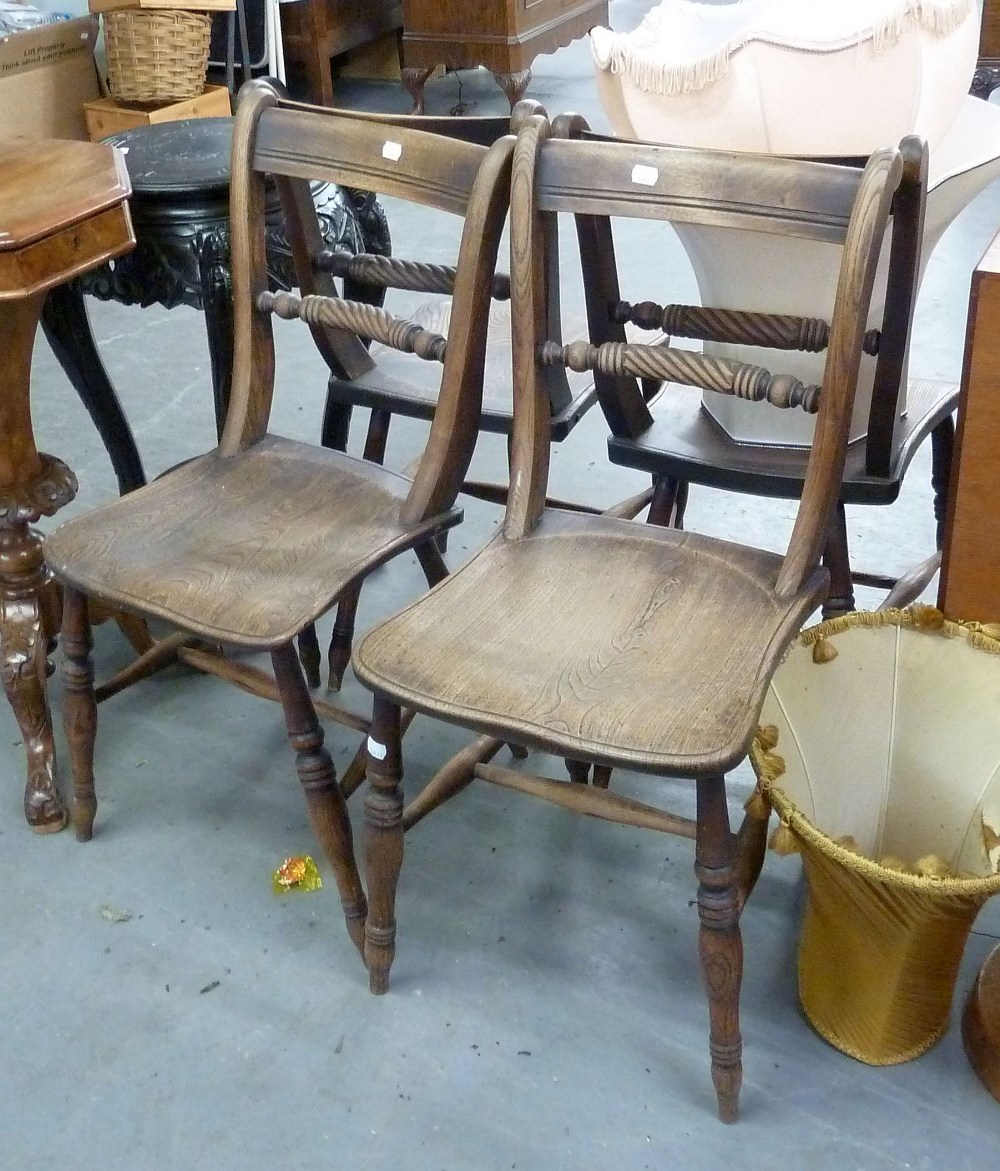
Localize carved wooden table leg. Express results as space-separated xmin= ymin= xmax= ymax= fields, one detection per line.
xmin=0 ymin=294 xmax=78 ymax=832
xmin=492 ymin=68 xmax=531 ymax=109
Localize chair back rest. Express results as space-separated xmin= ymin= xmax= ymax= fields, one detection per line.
xmin=225 ymin=81 xmax=514 ymax=524
xmin=551 ymin=114 xmax=926 ymax=476
xmin=292 ymin=97 xmax=580 ymax=423
xmin=507 ymin=116 xmax=903 ymax=597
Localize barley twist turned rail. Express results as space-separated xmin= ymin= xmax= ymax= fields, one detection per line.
xmin=258 ymin=290 xmax=449 ymax=361
xmin=612 ymin=299 xmax=880 ymax=357
xmin=314 ymin=249 xmax=512 ymax=301
xmin=538 ymin=339 xmax=821 ymax=412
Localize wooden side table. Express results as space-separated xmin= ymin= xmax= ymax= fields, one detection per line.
xmin=0 ymin=139 xmax=134 ymax=832
xmin=400 ymin=0 xmax=608 ymax=112
xmin=938 ymin=229 xmax=1000 ymax=1106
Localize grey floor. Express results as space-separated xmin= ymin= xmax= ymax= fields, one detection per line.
xmin=5 ymin=3 xmax=1000 ymax=1166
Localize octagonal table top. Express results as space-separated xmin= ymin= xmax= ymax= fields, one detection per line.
xmin=0 ymin=137 xmax=131 ymax=253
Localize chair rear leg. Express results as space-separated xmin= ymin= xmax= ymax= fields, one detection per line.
xmin=61 ymin=586 xmax=98 ymax=841
xmin=695 ymin=773 xmax=743 ymax=1124
xmin=325 ymin=408 xmax=395 ymax=689
xmin=271 ymin=642 xmax=367 ymax=957
xmin=647 ymin=475 xmax=685 ymax=528
xmin=363 ymin=693 xmax=404 ymax=994
xmin=931 ymin=413 xmax=955 ymax=549
xmin=821 ymin=502 xmax=855 ymax=618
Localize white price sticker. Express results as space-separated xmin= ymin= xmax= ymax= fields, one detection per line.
xmin=382 ymin=141 xmax=403 ymax=162
xmin=367 ymin=737 xmax=388 ymax=760
xmin=631 ymin=164 xmax=658 ymax=186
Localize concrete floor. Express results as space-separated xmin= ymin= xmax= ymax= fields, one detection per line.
xmin=4 ymin=3 xmax=1000 ymax=1166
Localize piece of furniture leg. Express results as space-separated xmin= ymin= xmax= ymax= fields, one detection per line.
xmin=363 ymin=693 xmax=404 ymax=993
xmin=60 ymin=586 xmax=98 ymax=841
xmin=41 ymin=283 xmax=146 ymax=494
xmin=695 ymin=773 xmax=744 ymax=1124
xmin=272 ymin=641 xmax=367 ymax=955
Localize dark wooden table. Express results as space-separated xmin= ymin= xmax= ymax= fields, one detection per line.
xmin=400 ymin=0 xmax=608 ymax=111
xmin=939 ymin=228 xmax=1000 ymax=1106
xmin=0 ymin=138 xmax=134 ymax=833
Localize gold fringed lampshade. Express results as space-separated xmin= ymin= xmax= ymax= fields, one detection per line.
xmin=750 ymin=607 xmax=1000 ymax=1065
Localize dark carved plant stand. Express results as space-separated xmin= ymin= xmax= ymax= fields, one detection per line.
xmin=41 ymin=116 xmax=391 ymax=494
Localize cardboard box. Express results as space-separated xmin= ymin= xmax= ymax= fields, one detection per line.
xmin=0 ymin=17 xmax=102 ymax=142
xmin=82 ymin=83 xmax=230 ymax=139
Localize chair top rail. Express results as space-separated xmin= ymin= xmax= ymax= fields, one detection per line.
xmin=253 ymin=105 xmax=492 ymax=217
xmin=535 ymin=138 xmax=863 ymax=242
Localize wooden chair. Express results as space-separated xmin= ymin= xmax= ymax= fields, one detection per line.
xmin=351 ymin=115 xmax=905 ymax=1121
xmin=553 ymin=113 xmax=934 ymax=618
xmin=286 ymin=99 xmax=635 ymax=693
xmin=43 ymin=81 xmax=514 ymax=957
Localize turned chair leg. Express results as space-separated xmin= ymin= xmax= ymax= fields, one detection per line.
xmin=61 ymin=586 xmax=98 ymax=841
xmin=271 ymin=642 xmax=367 ymax=957
xmin=695 ymin=773 xmax=744 ymax=1124
xmin=821 ymin=502 xmax=855 ymax=619
xmin=325 ymin=407 xmax=395 ymax=690
xmin=363 ymin=693 xmax=404 ymax=994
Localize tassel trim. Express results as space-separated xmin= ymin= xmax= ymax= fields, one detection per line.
xmin=595 ymin=0 xmax=975 ymax=96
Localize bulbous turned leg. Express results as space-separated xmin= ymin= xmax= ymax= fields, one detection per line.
xmin=401 ymin=67 xmax=434 ymax=114
xmin=492 ymin=68 xmax=531 ymax=110
xmin=271 ymin=642 xmax=367 ymax=957
xmin=695 ymin=773 xmax=743 ymax=1124
xmin=0 ymin=526 xmax=67 ymax=833
xmin=363 ymin=693 xmax=404 ymax=994
xmin=61 ymin=586 xmax=98 ymax=841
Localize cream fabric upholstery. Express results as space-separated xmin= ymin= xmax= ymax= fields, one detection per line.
xmin=591 ymin=0 xmax=979 ymax=155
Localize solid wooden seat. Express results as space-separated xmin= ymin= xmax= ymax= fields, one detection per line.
xmin=356 ymin=508 xmax=824 ymax=775
xmin=351 ymin=115 xmax=907 ymax=1123
xmin=48 ymin=83 xmax=514 ymax=963
xmin=609 ymin=376 xmax=956 ymax=506
xmin=554 ymin=114 xmax=934 ymax=613
xmin=46 ymin=436 xmax=459 ymax=648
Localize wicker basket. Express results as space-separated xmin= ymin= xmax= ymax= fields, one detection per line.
xmin=749 ymin=607 xmax=1000 ymax=1065
xmin=104 ymin=10 xmax=212 ymax=105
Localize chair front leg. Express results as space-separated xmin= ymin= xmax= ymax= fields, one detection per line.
xmin=695 ymin=773 xmax=743 ymax=1124
xmin=61 ymin=586 xmax=97 ymax=840
xmin=363 ymin=692 xmax=404 ymax=994
xmin=271 ymin=642 xmax=367 ymax=957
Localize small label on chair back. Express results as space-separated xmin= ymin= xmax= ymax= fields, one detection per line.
xmin=630 ymin=164 xmax=658 ymax=186
xmin=382 ymin=141 xmax=403 ymax=162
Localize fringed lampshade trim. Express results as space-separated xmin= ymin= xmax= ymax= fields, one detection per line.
xmin=594 ymin=0 xmax=976 ymax=96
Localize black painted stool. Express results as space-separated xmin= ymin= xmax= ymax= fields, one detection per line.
xmin=42 ymin=116 xmax=390 ymax=494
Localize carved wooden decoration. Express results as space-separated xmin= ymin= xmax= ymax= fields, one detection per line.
xmin=0 ymin=138 xmax=133 ymax=833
